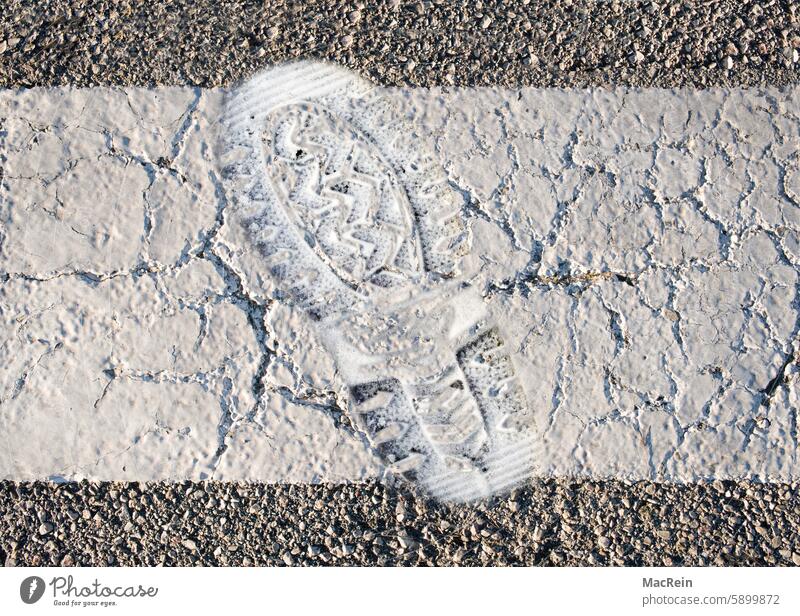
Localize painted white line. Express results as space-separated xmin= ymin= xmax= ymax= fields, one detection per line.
xmin=0 ymin=76 xmax=798 ymax=496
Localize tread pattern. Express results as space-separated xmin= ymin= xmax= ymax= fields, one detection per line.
xmin=263 ymin=104 xmax=424 ymax=291
xmin=220 ymin=62 xmax=536 ymax=501
xmin=457 ymin=329 xmax=532 ymax=436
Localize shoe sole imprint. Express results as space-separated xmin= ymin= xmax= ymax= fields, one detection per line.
xmin=220 ymin=61 xmax=538 ymax=501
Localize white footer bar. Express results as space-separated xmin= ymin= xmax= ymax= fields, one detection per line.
xmin=0 ymin=567 xmax=797 ymax=615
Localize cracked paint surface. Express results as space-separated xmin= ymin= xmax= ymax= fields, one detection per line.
xmin=0 ymin=85 xmax=798 ymax=482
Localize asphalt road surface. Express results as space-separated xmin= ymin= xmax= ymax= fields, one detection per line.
xmin=1 ymin=0 xmax=799 ymax=566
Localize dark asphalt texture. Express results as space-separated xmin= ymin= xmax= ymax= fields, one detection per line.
xmin=0 ymin=1 xmax=798 ymax=88
xmin=2 ymin=480 xmax=799 ymax=566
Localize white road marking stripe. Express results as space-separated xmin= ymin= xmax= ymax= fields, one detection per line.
xmin=0 ymin=84 xmax=797 ymax=487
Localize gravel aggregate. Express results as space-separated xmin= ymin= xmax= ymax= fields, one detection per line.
xmin=1 ymin=480 xmax=799 ymax=566
xmin=0 ymin=0 xmax=797 ymax=88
